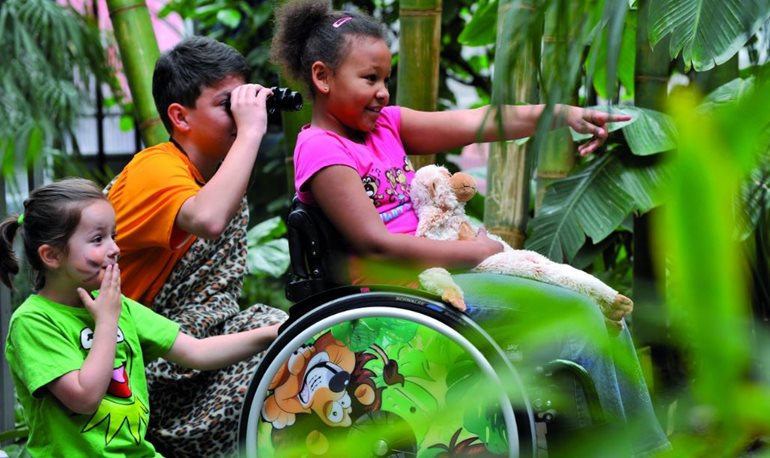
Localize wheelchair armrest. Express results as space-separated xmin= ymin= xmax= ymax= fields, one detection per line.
xmin=285 ymin=197 xmax=350 ymax=302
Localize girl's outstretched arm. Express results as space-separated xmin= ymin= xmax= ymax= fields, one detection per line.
xmin=164 ymin=323 xmax=281 ymax=371
xmin=309 ymin=165 xmax=503 ymax=268
xmin=47 ymin=265 xmax=123 ymax=414
xmin=399 ymin=105 xmax=631 ymax=156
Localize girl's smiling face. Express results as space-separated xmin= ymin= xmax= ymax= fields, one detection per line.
xmin=324 ymin=36 xmax=391 ymax=139
xmin=60 ymin=199 xmax=120 ymax=290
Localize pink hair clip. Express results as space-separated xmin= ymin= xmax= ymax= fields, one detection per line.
xmin=332 ymin=16 xmax=353 ymax=28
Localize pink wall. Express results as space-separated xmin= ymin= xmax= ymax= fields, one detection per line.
xmin=61 ymin=1 xmax=184 ymax=101
xmin=62 ymin=0 xmax=183 ymax=51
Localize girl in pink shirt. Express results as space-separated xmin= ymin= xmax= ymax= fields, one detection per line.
xmin=295 ymin=106 xmax=418 ymax=235
xmin=273 ymin=0 xmax=668 ymax=456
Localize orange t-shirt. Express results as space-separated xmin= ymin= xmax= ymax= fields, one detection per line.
xmin=108 ymin=142 xmax=204 ymax=306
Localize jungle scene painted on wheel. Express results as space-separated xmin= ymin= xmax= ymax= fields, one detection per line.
xmin=257 ymin=318 xmax=513 ymax=457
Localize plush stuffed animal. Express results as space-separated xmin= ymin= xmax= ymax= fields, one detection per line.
xmin=412 ymin=164 xmax=633 ymax=331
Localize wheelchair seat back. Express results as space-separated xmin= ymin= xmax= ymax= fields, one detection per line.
xmin=285 ymin=196 xmax=351 ymax=302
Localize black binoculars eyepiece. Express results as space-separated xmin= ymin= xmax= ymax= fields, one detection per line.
xmin=225 ymin=86 xmax=303 ymax=115
xmin=266 ymin=87 xmax=304 ymax=114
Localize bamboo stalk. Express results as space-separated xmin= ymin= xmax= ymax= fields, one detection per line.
xmin=536 ymin=3 xmax=576 ymax=211
xmin=484 ymin=0 xmax=540 ymax=249
xmin=105 ymin=0 xmax=166 ymax=147
xmin=398 ymin=0 xmax=442 ymax=170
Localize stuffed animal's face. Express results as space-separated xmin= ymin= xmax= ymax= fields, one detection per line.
xmin=449 ymin=172 xmax=477 ymax=202
xmin=411 ymin=164 xmax=477 ymax=212
xmin=411 ymin=165 xmax=457 ymax=212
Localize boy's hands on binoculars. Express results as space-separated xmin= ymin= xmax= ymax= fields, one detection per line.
xmin=228 ymin=84 xmax=273 ymax=136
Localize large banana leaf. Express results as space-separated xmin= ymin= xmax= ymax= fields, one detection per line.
xmin=699 ymin=76 xmax=756 ymax=109
xmin=246 ymin=216 xmax=290 ymax=279
xmin=541 ymin=74 xmax=768 ymax=262
xmin=525 ymin=153 xmax=669 ymax=261
xmin=619 ymin=106 xmax=677 ymax=156
xmin=648 ymin=0 xmax=770 ymax=71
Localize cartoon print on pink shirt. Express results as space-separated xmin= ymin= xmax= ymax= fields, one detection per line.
xmin=384 ymin=167 xmax=409 ymax=203
xmin=362 ymin=173 xmax=385 ymax=206
xmin=403 ymin=156 xmax=414 ymax=173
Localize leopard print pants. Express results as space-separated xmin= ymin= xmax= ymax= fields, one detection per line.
xmin=145 ymin=199 xmax=287 ymax=457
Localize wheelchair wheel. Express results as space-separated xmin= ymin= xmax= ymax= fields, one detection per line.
xmin=239 ymin=286 xmax=536 ymax=457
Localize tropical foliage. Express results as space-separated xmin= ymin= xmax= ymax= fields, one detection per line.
xmin=458 ymin=0 xmax=770 ymax=454
xmin=3 ymin=0 xmax=770 ymax=455
xmin=460 ymin=1 xmax=769 ymax=305
xmin=0 ymin=0 xmax=117 ymax=186
xmin=242 ymin=215 xmax=291 ymax=310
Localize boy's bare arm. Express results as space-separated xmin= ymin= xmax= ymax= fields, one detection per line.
xmin=176 ymin=84 xmax=271 ymax=239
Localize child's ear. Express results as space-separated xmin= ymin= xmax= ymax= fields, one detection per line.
xmin=38 ymin=244 xmax=62 ymax=269
xmin=311 ymin=61 xmax=331 ymax=94
xmin=167 ymin=103 xmax=191 ymax=132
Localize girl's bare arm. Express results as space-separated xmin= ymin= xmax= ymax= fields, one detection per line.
xmin=399 ymin=105 xmax=631 ymax=156
xmin=309 ymin=165 xmax=502 ymax=268
xmin=164 ymin=324 xmax=280 ymax=371
xmin=47 ymin=266 xmax=123 ymax=414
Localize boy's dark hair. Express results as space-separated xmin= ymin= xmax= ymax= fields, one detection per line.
xmin=271 ymin=0 xmax=388 ymax=97
xmin=153 ymin=36 xmax=251 ymax=133
xmin=0 ymin=178 xmax=107 ymax=291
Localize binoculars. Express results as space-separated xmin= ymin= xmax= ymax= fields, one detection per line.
xmin=225 ymin=87 xmax=303 ymax=115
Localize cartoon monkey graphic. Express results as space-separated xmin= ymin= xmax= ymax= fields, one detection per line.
xmin=385 ymin=168 xmax=409 ymax=202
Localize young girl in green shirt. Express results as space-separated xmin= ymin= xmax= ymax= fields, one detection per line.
xmin=0 ymin=178 xmax=279 ymax=457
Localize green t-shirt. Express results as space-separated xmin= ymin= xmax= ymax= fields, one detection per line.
xmin=5 ymin=294 xmax=180 ymax=457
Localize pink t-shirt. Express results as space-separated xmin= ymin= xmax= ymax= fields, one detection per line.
xmin=294 ymin=106 xmax=419 ymax=235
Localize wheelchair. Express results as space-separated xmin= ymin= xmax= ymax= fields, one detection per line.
xmin=238 ymin=199 xmax=604 ymax=457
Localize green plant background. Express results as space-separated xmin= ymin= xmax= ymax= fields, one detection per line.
xmin=2 ymin=0 xmax=770 ymax=456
